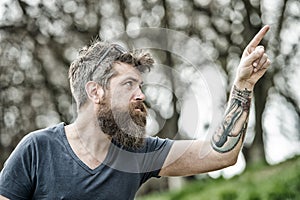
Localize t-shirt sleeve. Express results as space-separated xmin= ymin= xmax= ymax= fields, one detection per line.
xmin=140 ymin=137 xmax=173 ymax=183
xmin=0 ymin=134 xmax=36 ymax=199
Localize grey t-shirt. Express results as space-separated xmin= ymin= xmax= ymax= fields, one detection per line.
xmin=0 ymin=123 xmax=173 ymax=200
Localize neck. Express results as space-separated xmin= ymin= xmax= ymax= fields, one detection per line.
xmin=64 ymin=111 xmax=111 ymax=168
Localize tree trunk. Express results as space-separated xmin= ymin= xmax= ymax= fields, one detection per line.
xmin=244 ymin=74 xmax=272 ymax=165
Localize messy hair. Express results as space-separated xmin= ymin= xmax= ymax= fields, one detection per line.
xmin=69 ymin=40 xmax=154 ymax=110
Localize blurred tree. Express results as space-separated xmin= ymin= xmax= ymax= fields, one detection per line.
xmin=1 ymin=0 xmax=300 ymax=196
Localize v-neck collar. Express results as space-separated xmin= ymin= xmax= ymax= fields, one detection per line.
xmin=59 ymin=123 xmax=112 ymax=175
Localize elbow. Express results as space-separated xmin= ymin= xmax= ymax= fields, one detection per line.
xmin=218 ymin=153 xmax=239 ymax=169
xmin=225 ymin=149 xmax=239 ymax=166
xmin=212 ymin=140 xmax=242 ymax=168
xmin=227 ymin=155 xmax=238 ymax=167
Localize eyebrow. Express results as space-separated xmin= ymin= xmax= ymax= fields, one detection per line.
xmin=121 ymin=76 xmax=143 ymax=85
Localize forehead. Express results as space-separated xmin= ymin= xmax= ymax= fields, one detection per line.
xmin=112 ymin=62 xmax=143 ymax=81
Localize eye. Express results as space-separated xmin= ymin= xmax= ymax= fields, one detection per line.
xmin=125 ymin=81 xmax=133 ymax=88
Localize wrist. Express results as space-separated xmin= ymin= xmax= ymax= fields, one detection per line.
xmin=233 ymin=80 xmax=254 ymax=91
xmin=231 ymin=85 xmax=252 ymax=112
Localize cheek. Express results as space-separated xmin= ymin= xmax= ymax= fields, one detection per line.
xmin=111 ymin=88 xmax=134 ymax=105
xmin=109 ymin=93 xmax=130 ymax=111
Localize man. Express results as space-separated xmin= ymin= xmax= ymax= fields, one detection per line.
xmin=0 ymin=25 xmax=270 ymax=199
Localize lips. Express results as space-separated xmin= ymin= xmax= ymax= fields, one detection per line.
xmin=135 ymin=106 xmax=144 ymax=112
xmin=135 ymin=108 xmax=142 ymax=112
xmin=129 ymin=102 xmax=147 ymax=127
xmin=133 ymin=102 xmax=146 ymax=113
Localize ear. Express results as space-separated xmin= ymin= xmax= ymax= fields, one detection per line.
xmin=85 ymin=81 xmax=104 ymax=104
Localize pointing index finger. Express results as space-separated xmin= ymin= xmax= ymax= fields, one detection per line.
xmin=247 ymin=25 xmax=270 ymax=49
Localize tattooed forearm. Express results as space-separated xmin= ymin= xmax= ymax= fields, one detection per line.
xmin=211 ymin=85 xmax=252 ymax=153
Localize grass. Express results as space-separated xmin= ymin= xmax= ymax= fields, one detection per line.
xmin=137 ymin=156 xmax=300 ymax=200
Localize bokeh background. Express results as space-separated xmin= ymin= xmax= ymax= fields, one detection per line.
xmin=1 ymin=0 xmax=300 ymax=198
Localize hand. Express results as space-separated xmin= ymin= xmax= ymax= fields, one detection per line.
xmin=235 ymin=25 xmax=271 ymax=90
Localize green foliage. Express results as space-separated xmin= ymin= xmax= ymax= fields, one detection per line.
xmin=138 ymin=156 xmax=300 ymax=200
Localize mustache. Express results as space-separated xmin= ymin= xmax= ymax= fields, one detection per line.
xmin=129 ymin=101 xmax=147 ymax=127
xmin=130 ymin=101 xmax=147 ymax=113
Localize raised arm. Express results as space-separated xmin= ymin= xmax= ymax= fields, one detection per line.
xmin=159 ymin=25 xmax=271 ymax=176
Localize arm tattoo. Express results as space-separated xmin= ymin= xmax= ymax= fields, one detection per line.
xmin=211 ymin=85 xmax=252 ymax=153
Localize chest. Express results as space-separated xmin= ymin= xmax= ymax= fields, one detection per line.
xmin=32 ymin=162 xmax=141 ymax=199
xmin=30 ymin=140 xmax=144 ymax=199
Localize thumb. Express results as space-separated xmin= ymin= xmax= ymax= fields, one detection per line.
xmin=245 ymin=46 xmax=264 ymax=64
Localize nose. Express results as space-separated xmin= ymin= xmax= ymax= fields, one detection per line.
xmin=133 ymin=87 xmax=146 ymax=101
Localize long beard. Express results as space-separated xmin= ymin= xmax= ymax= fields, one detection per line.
xmin=97 ymin=100 xmax=147 ymax=149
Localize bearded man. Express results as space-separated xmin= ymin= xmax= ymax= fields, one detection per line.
xmin=0 ymin=25 xmax=271 ymax=199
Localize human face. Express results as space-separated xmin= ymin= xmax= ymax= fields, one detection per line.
xmin=97 ymin=62 xmax=148 ymax=149
xmin=108 ymin=62 xmax=146 ymax=114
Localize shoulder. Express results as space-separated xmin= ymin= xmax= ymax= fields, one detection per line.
xmin=141 ymin=136 xmax=174 ymax=153
xmin=7 ymin=123 xmax=66 ymax=160
xmin=145 ymin=136 xmax=173 ymax=149
xmin=16 ymin=122 xmax=65 ymax=150
xmin=25 ymin=122 xmax=65 ymax=142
